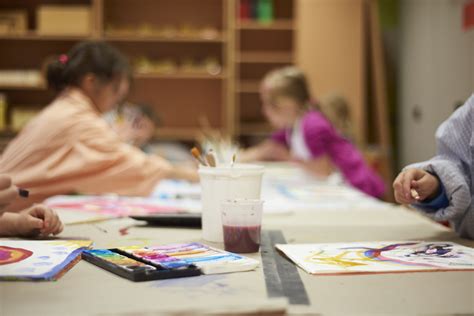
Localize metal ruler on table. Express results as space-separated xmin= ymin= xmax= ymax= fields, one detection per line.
xmin=260 ymin=230 xmax=310 ymax=305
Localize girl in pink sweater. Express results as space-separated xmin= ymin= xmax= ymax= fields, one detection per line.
xmin=240 ymin=67 xmax=385 ymax=198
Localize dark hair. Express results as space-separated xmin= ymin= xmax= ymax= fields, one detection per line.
xmin=46 ymin=41 xmax=130 ymax=92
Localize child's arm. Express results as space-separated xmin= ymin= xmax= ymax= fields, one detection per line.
xmin=239 ymin=140 xmax=290 ymax=162
xmin=0 ymin=205 xmax=63 ymax=237
xmin=395 ymin=96 xmax=474 ymax=239
xmin=295 ymin=155 xmax=334 ymax=178
xmin=0 ymin=175 xmax=19 ymax=210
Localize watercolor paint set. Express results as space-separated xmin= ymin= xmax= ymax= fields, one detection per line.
xmin=82 ymin=248 xmax=201 ymax=281
xmin=82 ymin=242 xmax=259 ymax=282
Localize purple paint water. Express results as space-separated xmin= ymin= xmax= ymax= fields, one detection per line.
xmin=223 ymin=225 xmax=261 ymax=253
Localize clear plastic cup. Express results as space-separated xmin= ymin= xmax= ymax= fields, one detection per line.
xmin=221 ymin=198 xmax=264 ymax=253
xmin=199 ymin=164 xmax=264 ymax=242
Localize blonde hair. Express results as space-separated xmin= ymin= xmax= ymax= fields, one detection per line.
xmin=262 ymin=66 xmax=313 ymax=109
xmin=261 ymin=67 xmax=355 ymax=141
xmin=319 ymin=93 xmax=355 ymax=141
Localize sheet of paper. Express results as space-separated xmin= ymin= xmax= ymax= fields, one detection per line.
xmin=0 ymin=240 xmax=92 ymax=281
xmin=46 ymin=195 xmax=191 ymax=223
xmin=276 ymin=241 xmax=474 ymax=275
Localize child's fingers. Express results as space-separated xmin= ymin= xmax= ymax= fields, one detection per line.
xmin=22 ymin=215 xmax=43 ymax=237
xmin=394 ymin=190 xmax=412 ymax=204
xmin=52 ymin=221 xmax=64 ymax=236
xmin=42 ymin=209 xmax=60 ymax=235
xmin=27 ymin=205 xmax=54 ymax=234
xmin=402 ymin=170 xmax=417 ymax=200
xmin=47 ymin=210 xmax=62 ymax=235
xmin=0 ymin=175 xmax=12 ymax=190
xmin=0 ymin=185 xmax=18 ymax=207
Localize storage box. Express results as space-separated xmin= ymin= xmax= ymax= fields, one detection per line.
xmin=0 ymin=70 xmax=43 ymax=88
xmin=37 ymin=5 xmax=91 ymax=35
xmin=0 ymin=94 xmax=7 ymax=130
xmin=11 ymin=106 xmax=40 ymax=131
xmin=0 ymin=10 xmax=27 ymax=35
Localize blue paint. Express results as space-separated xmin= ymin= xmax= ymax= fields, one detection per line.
xmin=33 ymin=261 xmax=54 ymax=266
xmin=53 ymin=251 xmax=69 ymax=255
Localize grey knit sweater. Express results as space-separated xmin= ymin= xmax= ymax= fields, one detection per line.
xmin=407 ymin=94 xmax=474 ymax=239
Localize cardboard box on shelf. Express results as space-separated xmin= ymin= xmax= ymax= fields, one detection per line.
xmin=0 ymin=10 xmax=27 ymax=35
xmin=0 ymin=94 xmax=7 ymax=130
xmin=11 ymin=106 xmax=40 ymax=131
xmin=37 ymin=5 xmax=91 ymax=36
xmin=0 ymin=70 xmax=43 ymax=88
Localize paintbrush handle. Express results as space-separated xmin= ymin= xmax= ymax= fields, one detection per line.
xmin=205 ymin=153 xmax=216 ymax=167
xmin=191 ymin=147 xmax=207 ymax=166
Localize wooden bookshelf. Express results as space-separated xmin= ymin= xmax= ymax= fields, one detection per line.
xmin=237 ymin=52 xmax=293 ymax=63
xmin=104 ymin=34 xmax=226 ymax=43
xmin=234 ymin=0 xmax=295 ymax=139
xmin=239 ymin=122 xmax=272 ymax=135
xmin=236 ymin=80 xmax=260 ymax=93
xmin=0 ymin=32 xmax=90 ymax=41
xmin=0 ymin=84 xmax=46 ymax=91
xmin=0 ymin=0 xmax=233 ymax=141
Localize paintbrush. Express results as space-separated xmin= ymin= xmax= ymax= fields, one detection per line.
xmin=231 ymin=153 xmax=236 ymax=167
xmin=205 ymin=150 xmax=217 ymax=167
xmin=410 ymin=188 xmax=420 ymax=200
xmin=191 ymin=147 xmax=207 ymax=166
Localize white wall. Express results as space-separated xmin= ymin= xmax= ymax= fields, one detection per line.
xmin=398 ymin=0 xmax=473 ymax=169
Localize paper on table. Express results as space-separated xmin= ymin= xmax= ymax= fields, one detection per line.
xmin=152 ymin=164 xmax=388 ymax=215
xmin=276 ymin=241 xmax=474 ymax=275
xmin=46 ymin=195 xmax=198 ymax=225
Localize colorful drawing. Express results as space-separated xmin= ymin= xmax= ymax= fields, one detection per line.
xmin=119 ymin=243 xmax=259 ymax=274
xmin=45 ymin=195 xmax=183 ymax=217
xmin=0 ymin=240 xmax=92 ymax=281
xmin=0 ymin=246 xmax=33 ymax=265
xmin=276 ymin=241 xmax=474 ymax=275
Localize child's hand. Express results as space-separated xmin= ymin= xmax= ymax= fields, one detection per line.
xmin=393 ymin=169 xmax=440 ymax=204
xmin=16 ymin=205 xmax=63 ymax=237
xmin=0 ymin=175 xmax=18 ymax=209
xmin=294 ymin=156 xmax=334 ymax=177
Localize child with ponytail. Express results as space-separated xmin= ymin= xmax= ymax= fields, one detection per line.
xmin=0 ymin=41 xmax=197 ymax=211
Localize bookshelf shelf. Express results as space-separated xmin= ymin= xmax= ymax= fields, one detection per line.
xmin=105 ymin=34 xmax=225 ymax=43
xmin=237 ymin=20 xmax=294 ymax=30
xmin=134 ymin=73 xmax=226 ymax=80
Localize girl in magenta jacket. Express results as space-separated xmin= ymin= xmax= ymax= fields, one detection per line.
xmin=240 ymin=67 xmax=385 ymax=198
